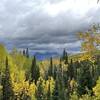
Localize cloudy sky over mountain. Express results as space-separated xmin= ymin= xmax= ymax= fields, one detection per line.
xmin=0 ymin=0 xmax=100 ymax=54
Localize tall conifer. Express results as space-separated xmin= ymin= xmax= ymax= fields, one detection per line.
xmin=31 ymin=56 xmax=40 ymax=83
xmin=2 ymin=57 xmax=14 ymax=100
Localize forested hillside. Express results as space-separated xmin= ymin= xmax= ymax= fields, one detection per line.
xmin=0 ymin=44 xmax=100 ymax=100
xmin=0 ymin=25 xmax=100 ymax=100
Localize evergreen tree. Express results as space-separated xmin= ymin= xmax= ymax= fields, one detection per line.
xmin=58 ymin=76 xmax=66 ymax=100
xmin=62 ymin=49 xmax=66 ymax=60
xmin=53 ymin=75 xmax=59 ymax=100
xmin=62 ymin=49 xmax=68 ymax=64
xmin=59 ymin=58 xmax=63 ymax=77
xmin=36 ymin=77 xmax=45 ymax=100
xmin=59 ymin=61 xmax=68 ymax=100
xmin=63 ymin=70 xmax=69 ymax=87
xmin=48 ymin=57 xmax=53 ymax=77
xmin=53 ymin=66 xmax=57 ymax=80
xmin=31 ymin=56 xmax=40 ymax=83
xmin=68 ymin=59 xmax=74 ymax=80
xmin=73 ymin=61 xmax=78 ymax=80
xmin=26 ymin=48 xmax=29 ymax=58
xmin=23 ymin=49 xmax=26 ymax=56
xmin=65 ymin=52 xmax=68 ymax=64
xmin=53 ymin=73 xmax=67 ymax=100
xmin=78 ymin=60 xmax=93 ymax=95
xmin=95 ymin=56 xmax=100 ymax=77
xmin=2 ymin=57 xmax=14 ymax=100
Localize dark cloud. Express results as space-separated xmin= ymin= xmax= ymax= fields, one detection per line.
xmin=0 ymin=0 xmax=99 ymax=54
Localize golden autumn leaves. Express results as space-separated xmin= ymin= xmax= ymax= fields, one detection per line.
xmin=78 ymin=25 xmax=100 ymax=53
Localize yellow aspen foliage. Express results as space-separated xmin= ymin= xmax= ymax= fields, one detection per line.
xmin=80 ymin=94 xmax=94 ymax=100
xmin=0 ymin=85 xmax=3 ymax=99
xmin=11 ymin=70 xmax=26 ymax=83
xmin=93 ymin=77 xmax=100 ymax=97
xmin=61 ymin=61 xmax=68 ymax=71
xmin=37 ymin=77 xmax=46 ymax=91
xmin=37 ymin=77 xmax=55 ymax=96
xmin=0 ymin=44 xmax=8 ymax=71
xmin=11 ymin=49 xmax=25 ymax=65
xmin=78 ymin=53 xmax=92 ymax=62
xmin=45 ymin=77 xmax=55 ymax=94
xmin=78 ymin=25 xmax=100 ymax=54
xmin=11 ymin=69 xmax=37 ymax=98
xmin=70 ymin=78 xmax=77 ymax=91
xmin=28 ymin=83 xmax=37 ymax=96
xmin=13 ymin=81 xmax=36 ymax=97
xmin=0 ymin=85 xmax=2 ymax=90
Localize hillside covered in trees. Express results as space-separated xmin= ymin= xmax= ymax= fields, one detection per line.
xmin=0 ymin=25 xmax=99 ymax=100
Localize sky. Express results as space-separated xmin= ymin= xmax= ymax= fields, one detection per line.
xmin=0 ymin=0 xmax=100 ymax=55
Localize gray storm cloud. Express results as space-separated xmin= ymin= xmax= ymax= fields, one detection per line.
xmin=0 ymin=0 xmax=100 ymax=53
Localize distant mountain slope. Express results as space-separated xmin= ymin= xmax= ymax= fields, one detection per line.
xmin=32 ymin=52 xmax=59 ymax=60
